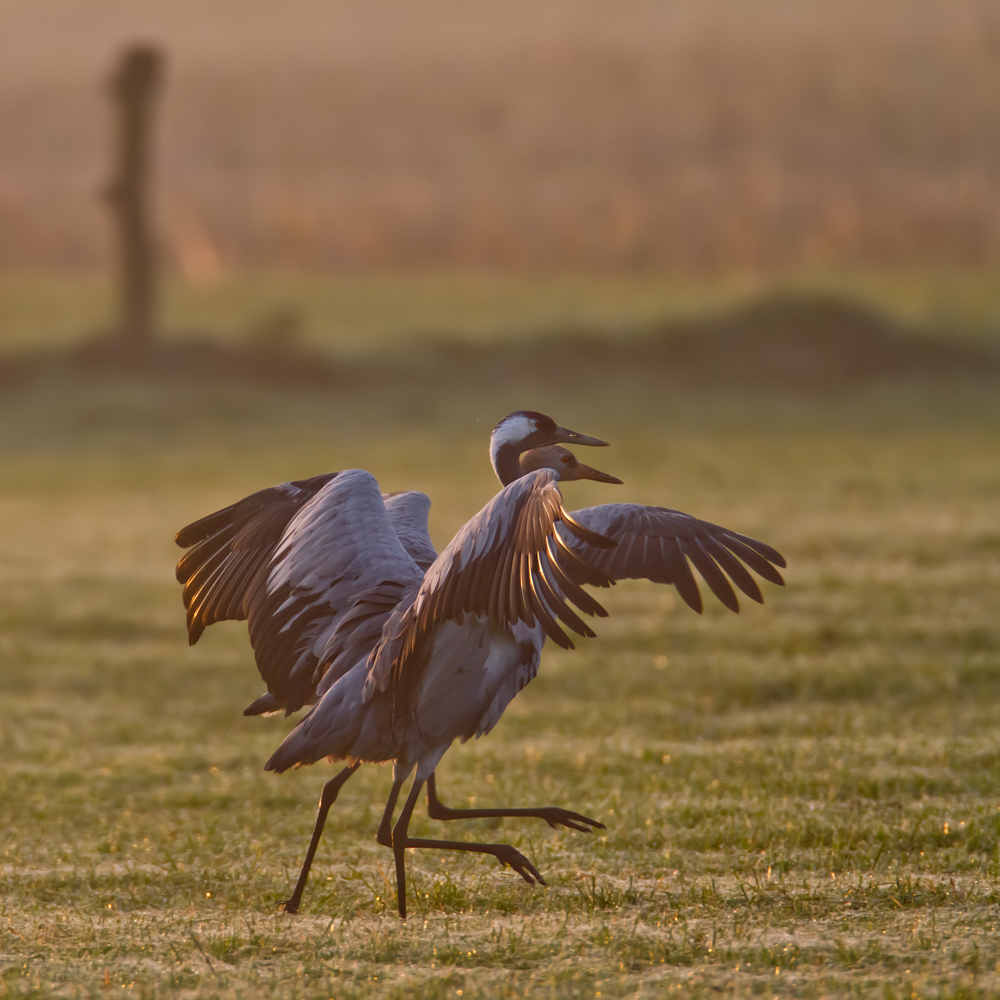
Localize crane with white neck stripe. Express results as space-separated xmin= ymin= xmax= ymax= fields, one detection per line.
xmin=174 ymin=410 xmax=785 ymax=917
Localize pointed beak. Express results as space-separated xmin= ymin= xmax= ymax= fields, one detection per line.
xmin=553 ymin=426 xmax=609 ymax=447
xmin=573 ymin=461 xmax=623 ymax=485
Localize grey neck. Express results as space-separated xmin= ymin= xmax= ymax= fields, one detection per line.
xmin=491 ymin=441 xmax=524 ymax=487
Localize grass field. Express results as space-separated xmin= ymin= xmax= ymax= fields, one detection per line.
xmin=1 ymin=341 xmax=999 ymax=998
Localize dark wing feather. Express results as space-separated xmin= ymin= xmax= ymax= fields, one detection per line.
xmin=700 ymin=535 xmax=763 ymax=604
xmin=665 ymin=538 xmax=703 ymax=613
xmin=716 ymin=534 xmax=787 ymax=586
xmin=174 ymin=473 xmax=340 ymax=643
xmin=685 ymin=538 xmax=740 ymax=613
xmin=175 ymin=523 xmax=236 ymax=584
xmin=562 ymin=503 xmax=785 ymax=614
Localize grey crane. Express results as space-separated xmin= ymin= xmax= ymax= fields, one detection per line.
xmin=174 ymin=410 xmax=786 ymax=917
xmin=175 ymin=412 xmax=610 ymax=904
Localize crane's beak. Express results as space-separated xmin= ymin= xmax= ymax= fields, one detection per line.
xmin=573 ymin=461 xmax=623 ymax=485
xmin=553 ymin=426 xmax=609 ymax=447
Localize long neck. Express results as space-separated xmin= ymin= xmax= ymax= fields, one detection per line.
xmin=490 ymin=440 xmax=524 ymax=486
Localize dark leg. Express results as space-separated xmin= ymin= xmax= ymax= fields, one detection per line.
xmin=385 ymin=775 xmax=551 ymax=919
xmin=390 ymin=777 xmax=425 ymax=919
xmin=425 ymin=772 xmax=605 ymax=833
xmin=376 ymin=776 xmax=406 ymax=849
xmin=282 ymin=763 xmax=360 ymax=914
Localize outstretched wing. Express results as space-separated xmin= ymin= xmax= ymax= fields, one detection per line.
xmin=561 ymin=503 xmax=786 ymax=614
xmin=365 ymin=469 xmax=616 ymax=709
xmin=176 ymin=470 xmax=423 ymax=712
xmin=175 ymin=472 xmax=341 ymax=645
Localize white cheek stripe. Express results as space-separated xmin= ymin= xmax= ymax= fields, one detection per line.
xmin=491 ymin=415 xmax=535 ymax=449
xmin=490 ymin=416 xmax=536 ymax=470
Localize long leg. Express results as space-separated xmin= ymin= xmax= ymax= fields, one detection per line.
xmin=282 ymin=762 xmax=360 ymax=914
xmin=390 ymin=777 xmax=424 ymax=919
xmin=388 ymin=776 xmax=549 ymax=920
xmin=425 ymin=772 xmax=604 ymax=833
xmin=375 ymin=776 xmax=405 ymax=849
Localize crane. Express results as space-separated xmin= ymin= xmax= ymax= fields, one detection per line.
xmin=174 ymin=411 xmax=785 ymax=917
xmin=175 ymin=412 xmax=610 ymax=907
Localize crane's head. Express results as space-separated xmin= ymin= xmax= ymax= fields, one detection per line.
xmin=519 ymin=445 xmax=623 ymax=484
xmin=490 ymin=410 xmax=609 ymax=485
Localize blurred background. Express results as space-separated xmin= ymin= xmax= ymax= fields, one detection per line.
xmin=4 ymin=0 xmax=1000 ymax=273
xmin=4 ymin=0 xmax=1000 ymax=350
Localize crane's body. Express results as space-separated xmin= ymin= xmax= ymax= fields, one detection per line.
xmin=265 ymin=462 xmax=616 ymax=781
xmin=174 ymin=412 xmax=786 ymax=917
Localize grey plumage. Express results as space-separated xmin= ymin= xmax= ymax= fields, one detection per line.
xmin=175 ymin=471 xmax=432 ymax=715
xmin=268 ymin=468 xmax=616 ymax=778
xmin=382 ymin=491 xmax=438 ymax=570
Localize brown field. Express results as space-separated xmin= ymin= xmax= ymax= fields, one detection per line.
xmin=3 ymin=0 xmax=1000 ymax=274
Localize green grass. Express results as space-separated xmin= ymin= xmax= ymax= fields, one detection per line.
xmin=2 ymin=268 xmax=1000 ymax=358
xmin=1 ymin=363 xmax=999 ymax=997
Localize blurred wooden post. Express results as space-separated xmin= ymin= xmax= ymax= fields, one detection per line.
xmin=105 ymin=44 xmax=163 ymax=366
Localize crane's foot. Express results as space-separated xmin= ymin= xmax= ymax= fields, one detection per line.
xmin=490 ymin=844 xmax=548 ymax=885
xmin=424 ymin=773 xmax=604 ymax=833
xmin=532 ymin=807 xmax=605 ymax=833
